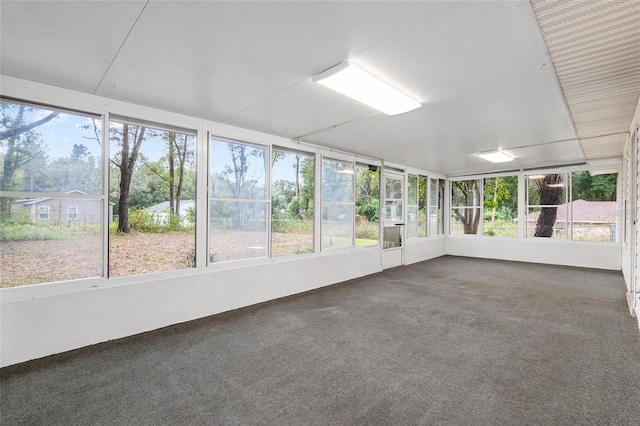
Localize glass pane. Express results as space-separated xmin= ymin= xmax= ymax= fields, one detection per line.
xmin=438 ymin=179 xmax=445 ymax=235
xmin=322 ymin=204 xmax=353 ymax=249
xmin=0 ymin=100 xmax=102 ymax=194
xmin=571 ymin=171 xmax=618 ymax=242
xmin=383 ymin=226 xmax=402 ymax=249
xmin=483 ymin=176 xmax=518 ymax=237
xmin=322 ymin=159 xmax=353 ymax=203
xmin=429 ymin=207 xmax=439 ymax=236
xmin=385 ymin=178 xmax=402 ymax=200
xmin=451 ymin=207 xmax=481 ymax=235
xmin=429 ymin=179 xmax=441 ymax=237
xmin=210 ymin=139 xmax=267 ymax=199
xmin=527 ymin=174 xmax=566 ymax=205
xmin=109 ymin=122 xmax=197 ymax=276
xmin=355 ymin=165 xmax=379 ymax=246
xmin=451 ymin=179 xmax=481 ymax=207
xmin=384 ymin=200 xmax=403 ymax=221
xmin=407 ymin=205 xmax=418 ymax=238
xmin=271 ymin=151 xmax=314 ymax=256
xmin=210 ymin=201 xmax=267 ymax=262
xmin=1 ymin=196 xmax=101 ymax=287
xmin=429 ymin=178 xmax=438 ymax=207
xmin=418 ymin=177 xmax=427 ymax=237
xmin=407 ymin=175 xmax=417 ymax=205
xmin=526 ymin=206 xmax=568 ymax=238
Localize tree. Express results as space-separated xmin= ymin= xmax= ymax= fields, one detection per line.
xmin=222 ymin=143 xmax=264 ymax=199
xmin=452 ymin=180 xmax=482 ymax=234
xmin=0 ymin=103 xmax=57 ymax=217
xmin=272 ymin=180 xmax=296 ymax=215
xmin=572 ymin=171 xmax=617 ymax=201
xmin=484 ymin=176 xmax=517 ymax=222
xmin=356 ymin=166 xmax=379 ymax=221
xmin=125 ymin=161 xmax=167 ymax=209
xmin=112 ymin=123 xmax=146 ymax=233
xmin=141 ymin=132 xmax=194 ymax=215
xmin=44 ymin=144 xmax=100 ymax=194
xmin=212 ymin=142 xmax=266 ymax=229
xmin=299 ymin=157 xmax=314 ymax=218
xmin=0 ymin=105 xmax=58 ymax=141
xmin=534 ymin=174 xmax=564 ymax=237
xmin=169 ymin=132 xmax=193 ymax=216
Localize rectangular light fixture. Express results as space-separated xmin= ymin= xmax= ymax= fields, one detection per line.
xmin=476 ymin=149 xmax=514 ymax=163
xmin=313 ymin=61 xmax=421 ymax=116
xmin=528 ymin=174 xmax=546 ymax=179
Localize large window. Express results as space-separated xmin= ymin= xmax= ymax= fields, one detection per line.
xmin=407 ymin=175 xmax=419 ymax=238
xmin=1 ymin=99 xmax=102 ymax=287
xmin=355 ymin=164 xmax=379 ymax=246
xmin=526 ymin=173 xmax=568 ymax=238
xmin=210 ymin=138 xmax=268 ymax=262
xmin=483 ymin=176 xmax=518 ymax=237
xmin=109 ymin=119 xmax=196 ymax=276
xmin=571 ymin=171 xmax=618 ymax=242
xmin=271 ymin=149 xmax=314 ymax=256
xmin=525 ymin=171 xmax=618 ymax=241
xmin=418 ymin=176 xmax=427 ymax=237
xmin=428 ymin=178 xmax=444 ymax=236
xmin=322 ymin=158 xmax=354 ymax=249
xmin=451 ymin=179 xmax=482 ymax=235
xmin=406 ymin=175 xmax=428 ymax=239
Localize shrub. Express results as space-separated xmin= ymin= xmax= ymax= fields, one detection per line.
xmin=356 ymin=221 xmax=379 ymax=240
xmin=0 ymin=223 xmax=74 ymax=242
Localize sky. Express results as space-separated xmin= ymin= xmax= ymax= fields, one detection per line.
xmin=2 ymin=101 xmax=302 ymax=188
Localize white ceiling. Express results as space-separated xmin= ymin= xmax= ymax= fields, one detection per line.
xmin=1 ymin=1 xmax=637 ymax=176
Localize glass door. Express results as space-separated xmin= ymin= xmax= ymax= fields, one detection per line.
xmin=382 ymin=172 xmax=405 ymax=268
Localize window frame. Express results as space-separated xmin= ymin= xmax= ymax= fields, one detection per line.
xmin=406 ymin=174 xmax=419 ymax=239
xmin=428 ymin=177 xmax=445 ymax=237
xmin=482 ymin=175 xmax=519 ymax=238
xmin=355 ymin=162 xmax=381 ymax=247
xmin=569 ymin=170 xmax=619 ymax=243
xmin=0 ymin=97 xmax=106 ymax=289
xmin=522 ymin=173 xmax=571 ymax=240
xmin=270 ymin=146 xmax=316 ymax=258
xmin=320 ymin=155 xmax=355 ymax=251
xmin=67 ymin=206 xmax=78 ymax=220
xmin=208 ymin=136 xmax=270 ymax=263
xmin=37 ymin=206 xmax=49 ymax=220
xmin=450 ymin=178 xmax=483 ymax=235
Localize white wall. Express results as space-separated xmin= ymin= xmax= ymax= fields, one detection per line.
xmin=447 ymin=236 xmax=620 ymax=270
xmin=2 ymin=246 xmax=406 ymax=367
xmin=621 ymin=96 xmax=640 ymax=325
xmin=406 ymin=237 xmax=447 ymax=265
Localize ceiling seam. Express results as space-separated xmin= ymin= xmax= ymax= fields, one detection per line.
xmin=92 ymin=1 xmax=150 ymax=95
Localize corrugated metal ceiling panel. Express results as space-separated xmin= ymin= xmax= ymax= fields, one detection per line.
xmin=530 ymin=0 xmax=640 ymax=159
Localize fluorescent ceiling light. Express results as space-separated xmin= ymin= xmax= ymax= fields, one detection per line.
xmin=547 ymin=183 xmax=564 ymax=188
xmin=476 ymin=149 xmax=514 ymax=163
xmin=528 ymin=174 xmax=546 ymax=179
xmin=313 ymin=62 xmax=421 ymax=116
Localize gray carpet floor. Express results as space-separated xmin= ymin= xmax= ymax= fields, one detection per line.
xmin=2 ymin=256 xmax=640 ymax=425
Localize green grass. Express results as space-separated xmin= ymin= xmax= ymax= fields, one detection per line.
xmin=0 ymin=223 xmax=87 ymax=242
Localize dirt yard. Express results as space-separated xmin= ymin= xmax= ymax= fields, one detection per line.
xmin=0 ymin=231 xmax=315 ymax=287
